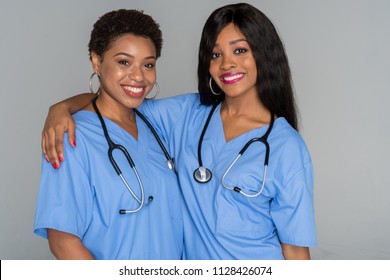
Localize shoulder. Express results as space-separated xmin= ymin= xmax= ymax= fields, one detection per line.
xmin=65 ymin=111 xmax=101 ymax=154
xmin=269 ymin=118 xmax=313 ymax=179
xmin=271 ymin=117 xmax=311 ymax=159
xmin=141 ymin=92 xmax=201 ymax=113
xmin=158 ymin=92 xmax=200 ymax=105
xmin=72 ymin=111 xmax=100 ymax=136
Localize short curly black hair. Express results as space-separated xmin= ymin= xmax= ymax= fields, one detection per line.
xmin=88 ymin=9 xmax=163 ymax=60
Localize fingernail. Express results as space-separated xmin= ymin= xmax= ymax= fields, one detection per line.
xmin=59 ymin=156 xmax=63 ymax=162
xmin=45 ymin=157 xmax=50 ymax=163
xmin=73 ymin=140 xmax=76 ymax=147
xmin=52 ymin=163 xmax=59 ymax=169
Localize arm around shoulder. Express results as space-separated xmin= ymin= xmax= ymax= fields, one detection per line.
xmin=42 ymin=93 xmax=94 ymax=168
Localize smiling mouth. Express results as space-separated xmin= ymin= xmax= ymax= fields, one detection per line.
xmin=122 ymin=85 xmax=145 ymax=98
xmin=220 ymin=73 xmax=244 ymax=84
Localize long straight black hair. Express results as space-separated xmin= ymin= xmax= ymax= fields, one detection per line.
xmin=197 ymin=3 xmax=299 ymax=130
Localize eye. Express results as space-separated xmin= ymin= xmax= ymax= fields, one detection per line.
xmin=234 ymin=48 xmax=247 ymax=54
xmin=144 ymin=63 xmax=155 ymax=69
xmin=118 ymin=60 xmax=129 ymax=66
xmin=211 ymin=52 xmax=221 ymax=59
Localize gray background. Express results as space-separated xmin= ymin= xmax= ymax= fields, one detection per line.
xmin=1 ymin=0 xmax=389 ymax=260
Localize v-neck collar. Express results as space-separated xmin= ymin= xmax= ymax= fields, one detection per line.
xmin=78 ymin=110 xmax=145 ymax=152
xmin=209 ymin=103 xmax=273 ymax=149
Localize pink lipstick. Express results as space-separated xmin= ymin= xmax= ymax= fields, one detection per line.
xmin=220 ymin=72 xmax=244 ymax=84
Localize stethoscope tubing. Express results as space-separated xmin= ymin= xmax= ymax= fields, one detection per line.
xmin=193 ymin=103 xmax=220 ymax=183
xmin=197 ymin=103 xmax=219 ymax=167
xmin=195 ymin=101 xmax=274 ymax=198
xmin=92 ymin=96 xmax=163 ymax=214
xmin=221 ymin=154 xmax=268 ymax=198
xmin=238 ymin=137 xmax=271 ymax=166
xmin=134 ymin=109 xmax=175 ymax=172
xmin=92 ymin=97 xmax=145 ymax=212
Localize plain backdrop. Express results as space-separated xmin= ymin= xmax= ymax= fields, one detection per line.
xmin=0 ymin=0 xmax=389 ymax=260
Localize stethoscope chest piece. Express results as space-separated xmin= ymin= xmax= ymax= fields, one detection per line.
xmin=193 ymin=166 xmax=212 ymax=183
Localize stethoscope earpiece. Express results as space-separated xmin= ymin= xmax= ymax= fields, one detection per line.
xmin=193 ymin=166 xmax=212 ymax=183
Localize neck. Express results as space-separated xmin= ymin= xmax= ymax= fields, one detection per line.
xmin=96 ymin=95 xmax=136 ymax=124
xmin=221 ymin=94 xmax=270 ymax=122
xmin=220 ymin=94 xmax=271 ymax=142
xmin=87 ymin=94 xmax=138 ymax=138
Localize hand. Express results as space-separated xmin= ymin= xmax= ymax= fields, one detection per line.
xmin=41 ymin=103 xmax=76 ymax=168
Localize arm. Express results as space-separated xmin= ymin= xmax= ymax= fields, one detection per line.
xmin=42 ymin=93 xmax=94 ymax=168
xmin=47 ymin=229 xmax=94 ymax=260
xmin=281 ymin=243 xmax=310 ymax=260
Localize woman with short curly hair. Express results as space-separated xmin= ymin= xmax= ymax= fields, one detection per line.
xmin=34 ymin=9 xmax=183 ymax=260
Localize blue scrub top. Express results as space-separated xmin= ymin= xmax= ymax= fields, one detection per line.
xmin=140 ymin=93 xmax=317 ymax=260
xmin=34 ymin=110 xmax=183 ymax=260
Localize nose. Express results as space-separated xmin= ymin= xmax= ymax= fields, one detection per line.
xmin=128 ymin=65 xmax=144 ymax=82
xmin=220 ymin=54 xmax=237 ymax=70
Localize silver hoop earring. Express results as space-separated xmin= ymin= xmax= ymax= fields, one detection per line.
xmin=89 ymin=71 xmax=100 ymax=94
xmin=146 ymin=82 xmax=160 ymax=100
xmin=209 ymin=77 xmax=222 ymax=96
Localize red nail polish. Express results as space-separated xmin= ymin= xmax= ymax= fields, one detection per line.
xmin=52 ymin=163 xmax=59 ymax=169
xmin=59 ymin=156 xmax=63 ymax=162
xmin=45 ymin=157 xmax=50 ymax=163
xmin=73 ymin=140 xmax=76 ymax=147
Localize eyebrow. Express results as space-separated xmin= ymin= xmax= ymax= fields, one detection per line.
xmin=214 ymin=39 xmax=248 ymax=48
xmin=113 ymin=52 xmax=156 ymax=60
xmin=230 ymin=39 xmax=247 ymax=45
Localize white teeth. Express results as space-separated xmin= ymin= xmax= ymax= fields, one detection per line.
xmin=222 ymin=74 xmax=243 ymax=81
xmin=123 ymin=86 xmax=143 ymax=93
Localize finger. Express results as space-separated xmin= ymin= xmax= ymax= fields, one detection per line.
xmin=67 ymin=119 xmax=77 ymax=147
xmin=41 ymin=130 xmax=50 ymax=163
xmin=54 ymin=126 xmax=65 ymax=163
xmin=46 ymin=128 xmax=60 ymax=168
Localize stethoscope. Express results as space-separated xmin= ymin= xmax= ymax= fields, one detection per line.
xmin=193 ymin=102 xmax=275 ymax=198
xmin=92 ymin=96 xmax=175 ymax=214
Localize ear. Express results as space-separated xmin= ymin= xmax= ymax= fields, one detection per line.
xmin=91 ymin=51 xmax=101 ymax=74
